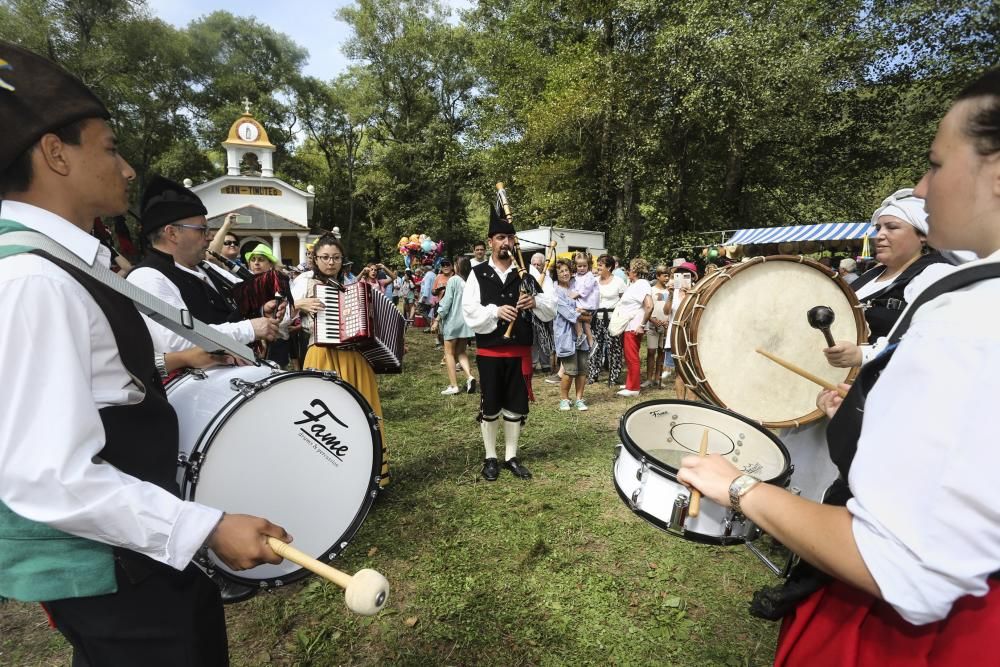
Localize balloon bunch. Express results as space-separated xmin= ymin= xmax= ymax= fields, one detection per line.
xmin=397 ymin=233 xmax=444 ymax=268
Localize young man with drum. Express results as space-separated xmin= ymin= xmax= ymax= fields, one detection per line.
xmin=462 ymin=209 xmax=555 ymax=480
xmin=678 ymin=68 xmax=1000 ymax=664
xmin=0 ymin=41 xmax=291 ymax=664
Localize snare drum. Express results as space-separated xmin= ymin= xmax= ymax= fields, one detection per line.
xmin=613 ymin=400 xmax=791 ymax=544
xmin=670 ymin=256 xmax=867 ymax=428
xmin=166 ymin=366 xmax=381 ymax=590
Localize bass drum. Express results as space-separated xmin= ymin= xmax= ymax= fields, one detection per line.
xmin=166 ymin=366 xmax=382 ymax=601
xmin=670 ymin=255 xmax=867 ymax=429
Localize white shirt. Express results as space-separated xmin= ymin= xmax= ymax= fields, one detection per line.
xmin=846 ymin=251 xmax=1000 ymax=625
xmin=0 ymin=201 xmax=221 ymax=570
xmin=203 ymin=258 xmax=243 ymax=286
xmin=128 ymin=259 xmax=255 ymax=353
xmin=462 ymin=257 xmax=555 ymax=334
xmin=470 ymin=257 xmax=486 ymax=268
xmin=598 ymin=275 xmax=627 ymax=309
xmin=859 ymin=262 xmax=960 ymax=364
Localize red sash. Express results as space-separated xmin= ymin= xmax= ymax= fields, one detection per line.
xmin=776 ymin=579 xmax=1000 ymax=666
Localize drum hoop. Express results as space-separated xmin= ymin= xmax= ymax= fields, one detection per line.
xmin=616 ymin=399 xmax=791 ymax=486
xmin=184 ymin=370 xmax=382 ymax=588
xmin=611 ymin=456 xmax=748 ymax=547
xmin=682 ymin=256 xmax=866 ymax=428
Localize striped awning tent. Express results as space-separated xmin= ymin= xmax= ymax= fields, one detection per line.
xmin=725 ymin=221 xmax=873 ymax=245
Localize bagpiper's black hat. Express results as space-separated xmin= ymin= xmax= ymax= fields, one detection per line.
xmin=140 ymin=175 xmax=208 ymax=235
xmin=0 ymin=40 xmax=110 ymax=172
xmin=488 ymin=203 xmax=515 ymax=237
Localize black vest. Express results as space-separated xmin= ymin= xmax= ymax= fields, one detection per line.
xmin=137 ymin=247 xmax=240 ymax=326
xmin=472 ymin=262 xmax=539 ymax=348
xmin=851 ymin=252 xmax=950 ymax=342
xmin=38 ymin=252 xmax=183 ymax=579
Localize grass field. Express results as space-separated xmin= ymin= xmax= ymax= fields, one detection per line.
xmin=1 ymin=329 xmax=781 ymax=666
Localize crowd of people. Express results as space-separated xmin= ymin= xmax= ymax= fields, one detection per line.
xmin=2 ymin=37 xmax=999 ymax=666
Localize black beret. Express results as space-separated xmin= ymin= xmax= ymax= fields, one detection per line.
xmin=0 ymin=41 xmax=110 ymax=172
xmin=140 ymin=176 xmax=208 ymax=235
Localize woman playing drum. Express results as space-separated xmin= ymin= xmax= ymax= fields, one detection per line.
xmin=824 ymin=189 xmax=951 ymax=368
xmin=292 ymin=234 xmax=391 ymax=488
xmin=678 ymin=68 xmax=1000 ymax=665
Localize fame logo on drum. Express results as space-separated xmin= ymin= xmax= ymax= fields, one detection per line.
xmin=294 ymin=398 xmax=351 ymax=462
xmin=740 ymin=462 xmax=764 ymax=476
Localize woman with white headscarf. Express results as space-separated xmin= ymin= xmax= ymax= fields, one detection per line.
xmin=824 ymin=189 xmax=950 ymax=367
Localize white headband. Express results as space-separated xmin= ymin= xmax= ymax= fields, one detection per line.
xmin=871 ymin=188 xmax=929 ymax=235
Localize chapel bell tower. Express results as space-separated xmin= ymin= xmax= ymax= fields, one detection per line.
xmin=223 ymin=98 xmax=276 ymax=178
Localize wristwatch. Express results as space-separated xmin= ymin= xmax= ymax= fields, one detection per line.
xmin=154 ymin=353 xmax=168 ymax=380
xmin=729 ymin=474 xmax=761 ymax=514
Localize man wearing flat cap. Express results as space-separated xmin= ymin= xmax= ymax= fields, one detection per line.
xmin=127 ymin=175 xmax=282 ymax=352
xmin=0 ymin=41 xmax=289 ymax=665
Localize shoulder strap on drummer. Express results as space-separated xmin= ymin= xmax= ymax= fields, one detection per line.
xmin=889 ymin=263 xmax=1000 ymax=345
xmin=0 ymin=227 xmax=256 ymax=363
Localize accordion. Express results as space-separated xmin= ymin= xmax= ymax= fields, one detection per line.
xmin=311 ymin=281 xmax=405 ymax=374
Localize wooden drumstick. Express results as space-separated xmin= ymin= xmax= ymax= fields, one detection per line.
xmin=688 ymin=429 xmax=709 ymax=517
xmin=266 ymin=537 xmax=389 ymax=616
xmin=755 ymin=348 xmax=848 ymax=398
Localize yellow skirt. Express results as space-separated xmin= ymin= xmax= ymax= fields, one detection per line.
xmin=304 ymin=346 xmax=390 ymax=487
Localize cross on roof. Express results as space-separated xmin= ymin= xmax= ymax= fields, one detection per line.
xmin=242 ymin=97 xmax=251 ymax=115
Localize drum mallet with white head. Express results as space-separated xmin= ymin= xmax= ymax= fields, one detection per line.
xmin=266 ymin=537 xmax=389 ymax=615
xmin=807 ymin=306 xmax=836 ymax=347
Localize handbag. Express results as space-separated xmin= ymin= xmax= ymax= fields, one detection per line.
xmin=608 ymin=305 xmax=631 ymax=336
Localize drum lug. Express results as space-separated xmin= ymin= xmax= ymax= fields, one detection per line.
xmin=613 ymin=444 xmax=621 ymax=462
xmin=667 ymin=493 xmax=689 ymax=537
xmin=320 ymin=370 xmax=340 ymax=381
xmin=629 ymin=487 xmax=642 ymax=510
xmin=188 ymin=368 xmax=208 ymax=380
xmin=636 ymin=457 xmax=649 ymax=482
xmin=179 ymin=451 xmax=203 ymax=484
xmin=230 ymin=378 xmax=261 ymax=397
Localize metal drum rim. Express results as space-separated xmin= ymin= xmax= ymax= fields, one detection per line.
xmin=616 ymin=398 xmax=792 ymax=487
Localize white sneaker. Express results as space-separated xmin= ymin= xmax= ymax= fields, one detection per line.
xmin=617 ymin=389 xmax=640 ymax=398
xmin=559 ymin=399 xmax=572 ymax=411
xmin=575 ymin=399 xmax=588 ymax=411
xmin=640 ymin=380 xmax=653 ymax=388
xmin=661 ymin=370 xmax=671 ymax=380
xmin=441 ymin=385 xmax=460 ymax=395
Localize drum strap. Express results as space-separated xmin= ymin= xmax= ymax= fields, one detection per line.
xmin=0 ymin=224 xmax=255 ymax=363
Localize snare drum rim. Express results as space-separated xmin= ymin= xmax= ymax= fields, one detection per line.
xmin=617 ymin=398 xmax=792 ymax=487
xmin=678 ymin=256 xmax=867 ymax=428
xmin=611 ymin=450 xmax=747 ymax=546
xmin=183 ymin=370 xmax=383 ymax=588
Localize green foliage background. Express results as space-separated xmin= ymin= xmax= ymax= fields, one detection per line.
xmin=1 ymin=0 xmax=996 ymax=262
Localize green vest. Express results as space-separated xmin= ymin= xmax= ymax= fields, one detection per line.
xmin=0 ymin=219 xmax=117 ymax=602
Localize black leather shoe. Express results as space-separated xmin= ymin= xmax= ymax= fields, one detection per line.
xmin=482 ymin=457 xmax=500 ymax=481
xmin=504 ymin=457 xmax=532 ymax=479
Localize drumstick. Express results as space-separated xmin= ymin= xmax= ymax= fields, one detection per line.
xmin=688 ymin=429 xmax=709 ymax=517
xmin=755 ymin=348 xmax=848 ymax=398
xmin=266 ymin=537 xmax=389 ymax=616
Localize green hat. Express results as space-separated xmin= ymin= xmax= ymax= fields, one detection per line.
xmin=245 ymin=243 xmax=279 ymax=265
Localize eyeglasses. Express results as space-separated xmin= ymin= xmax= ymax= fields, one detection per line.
xmin=315 ymin=254 xmax=343 ymax=263
xmin=172 ymin=224 xmax=209 ymax=235
xmin=222 ymin=240 xmax=239 ymax=247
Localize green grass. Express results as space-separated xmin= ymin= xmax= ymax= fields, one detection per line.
xmin=1 ymin=330 xmax=780 ymax=666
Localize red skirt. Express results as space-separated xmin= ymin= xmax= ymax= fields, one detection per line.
xmin=775 ymin=579 xmax=1000 ymax=666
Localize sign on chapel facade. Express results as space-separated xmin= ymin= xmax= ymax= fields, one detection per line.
xmin=194 ymin=101 xmax=316 ymax=265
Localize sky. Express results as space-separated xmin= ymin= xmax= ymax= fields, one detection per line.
xmin=146 ymin=0 xmax=473 ymax=81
